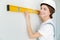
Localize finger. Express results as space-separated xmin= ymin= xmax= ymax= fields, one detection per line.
xmin=24 ymin=11 xmax=27 ymax=16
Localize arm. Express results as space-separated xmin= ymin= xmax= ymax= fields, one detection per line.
xmin=24 ymin=12 xmax=42 ymax=39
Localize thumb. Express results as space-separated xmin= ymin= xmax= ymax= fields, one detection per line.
xmin=24 ymin=11 xmax=29 ymax=16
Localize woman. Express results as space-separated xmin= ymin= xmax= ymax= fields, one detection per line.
xmin=24 ymin=0 xmax=56 ymax=40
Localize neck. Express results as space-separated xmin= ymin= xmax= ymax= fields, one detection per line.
xmin=41 ymin=17 xmax=51 ymax=23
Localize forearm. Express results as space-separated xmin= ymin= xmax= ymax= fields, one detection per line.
xmin=26 ymin=17 xmax=34 ymax=38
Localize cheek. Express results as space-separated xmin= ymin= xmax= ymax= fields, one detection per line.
xmin=40 ymin=10 xmax=47 ymax=16
xmin=45 ymin=10 xmax=50 ymax=16
xmin=44 ymin=11 xmax=48 ymax=15
xmin=40 ymin=9 xmax=50 ymax=17
xmin=44 ymin=9 xmax=50 ymax=15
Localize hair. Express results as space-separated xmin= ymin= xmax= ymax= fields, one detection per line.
xmin=40 ymin=3 xmax=55 ymax=18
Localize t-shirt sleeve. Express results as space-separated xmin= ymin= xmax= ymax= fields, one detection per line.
xmin=38 ymin=24 xmax=53 ymax=36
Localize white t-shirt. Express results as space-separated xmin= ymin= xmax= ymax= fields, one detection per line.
xmin=38 ymin=19 xmax=55 ymax=40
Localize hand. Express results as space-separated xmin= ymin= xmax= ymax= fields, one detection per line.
xmin=24 ymin=11 xmax=30 ymax=19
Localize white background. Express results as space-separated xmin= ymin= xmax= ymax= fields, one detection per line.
xmin=0 ymin=0 xmax=59 ymax=40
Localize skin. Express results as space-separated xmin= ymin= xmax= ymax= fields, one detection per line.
xmin=24 ymin=5 xmax=51 ymax=39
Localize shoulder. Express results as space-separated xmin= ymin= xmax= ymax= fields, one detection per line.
xmin=41 ymin=24 xmax=53 ymax=30
xmin=41 ymin=19 xmax=54 ymax=29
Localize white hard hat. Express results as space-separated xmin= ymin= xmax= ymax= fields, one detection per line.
xmin=40 ymin=0 xmax=56 ymax=10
